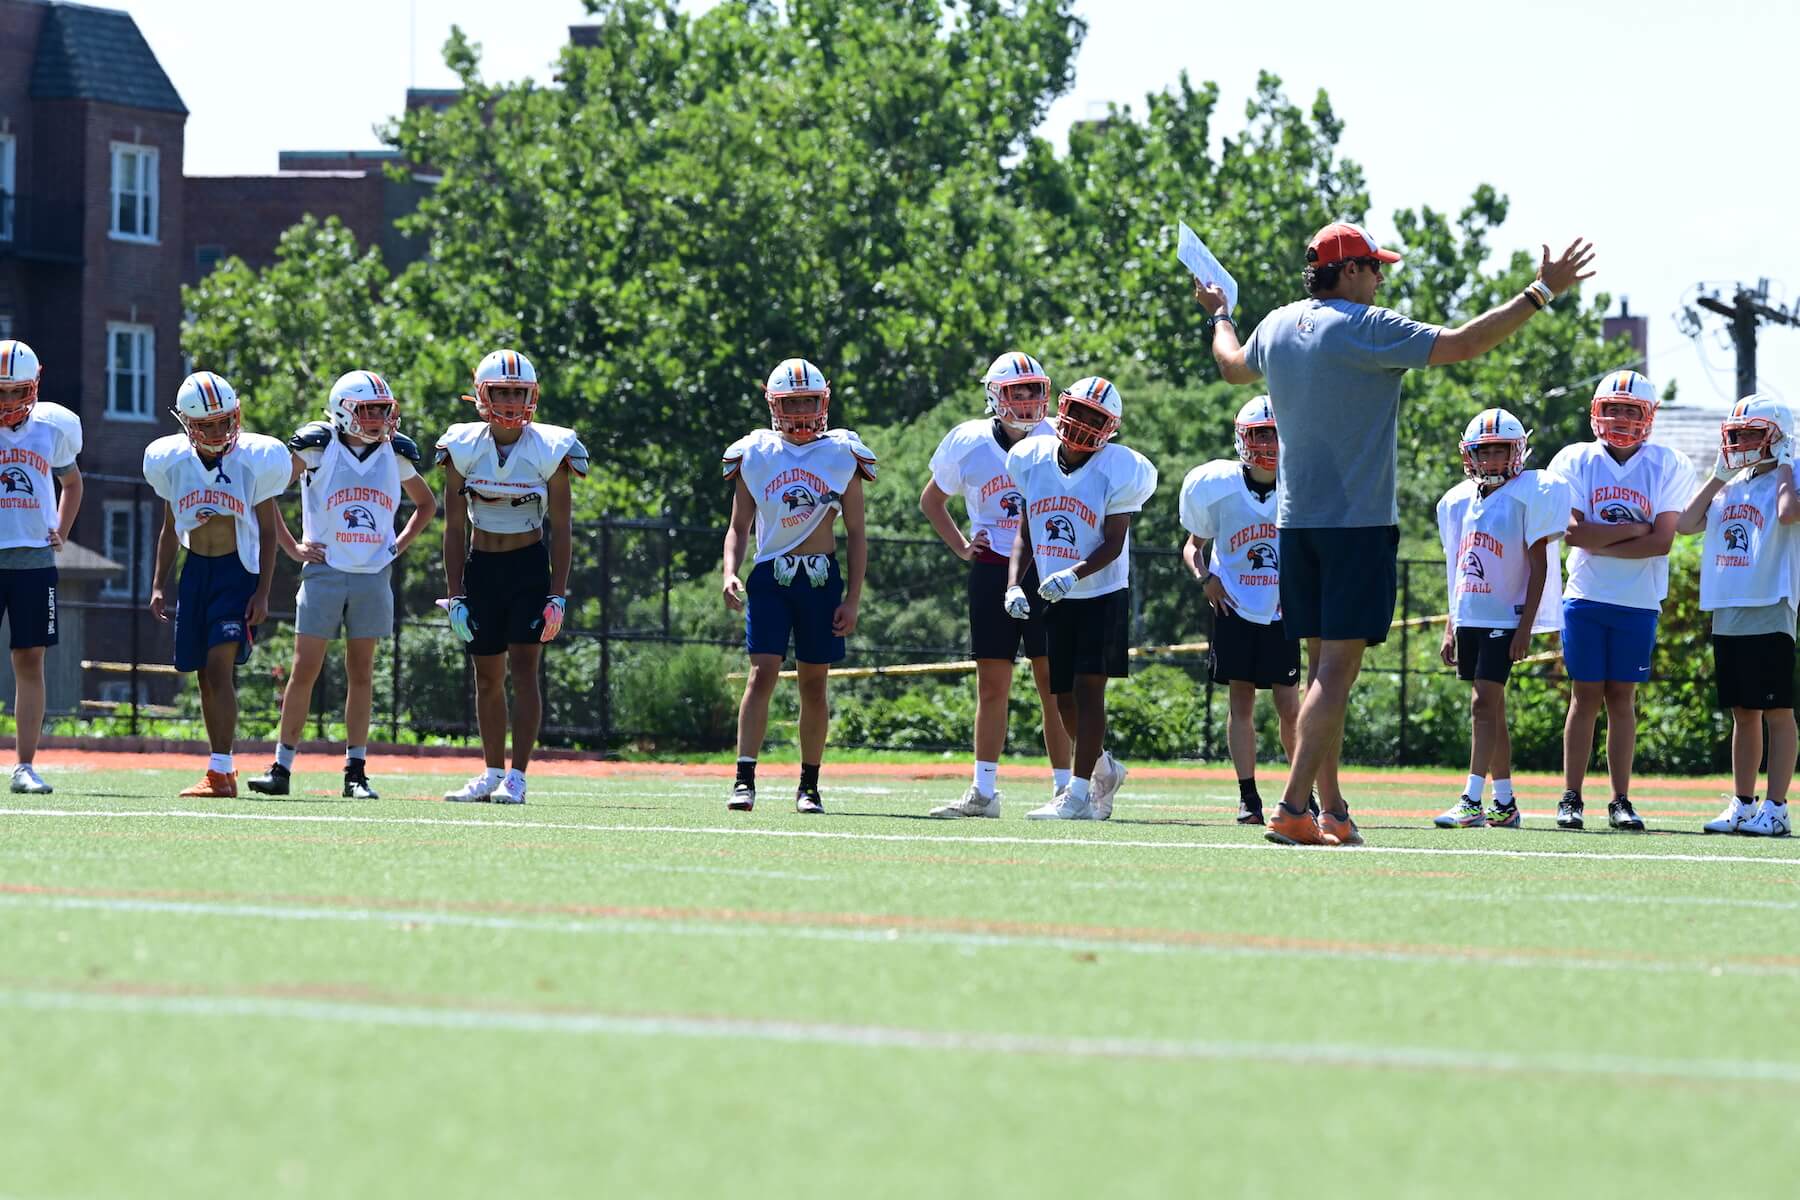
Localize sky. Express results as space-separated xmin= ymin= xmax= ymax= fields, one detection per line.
xmin=121 ymin=0 xmax=1800 ymax=411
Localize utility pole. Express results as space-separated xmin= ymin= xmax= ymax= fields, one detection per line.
xmin=1686 ymin=280 xmax=1800 ymax=398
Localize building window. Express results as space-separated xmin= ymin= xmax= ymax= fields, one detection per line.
xmin=0 ymin=315 xmax=11 ymax=339
xmin=0 ymin=133 xmax=14 ymax=242
xmin=106 ymin=322 xmax=154 ymax=420
xmin=109 ymin=143 xmax=159 ymax=242
xmin=101 ymin=500 xmax=155 ymax=598
xmin=194 ymin=244 xmax=225 ymax=275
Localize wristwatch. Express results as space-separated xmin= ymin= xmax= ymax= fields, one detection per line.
xmin=1203 ymin=314 xmax=1234 ymax=334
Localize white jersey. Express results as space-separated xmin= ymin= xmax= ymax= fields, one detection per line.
xmin=1547 ymin=441 xmax=1697 ymax=611
xmin=1178 ymin=460 xmax=1281 ymax=625
xmin=722 ymin=428 xmax=878 ymax=565
xmin=292 ymin=422 xmax=421 ymax=573
xmin=1435 ymin=471 xmax=1568 ymax=632
xmin=1698 ymin=469 xmax=1800 ymax=612
xmin=0 ymin=402 xmax=81 ymax=550
xmin=142 ymin=432 xmax=292 ymax=574
xmin=927 ymin=417 xmax=1053 ymax=558
xmin=1007 ymin=434 xmax=1159 ymax=599
xmin=435 ymin=420 xmax=589 ymax=534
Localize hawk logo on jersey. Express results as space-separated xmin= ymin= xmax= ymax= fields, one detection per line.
xmin=1000 ymin=492 xmax=1024 ymax=519
xmin=0 ymin=467 xmax=34 ymax=496
xmin=1723 ymin=523 xmax=1751 ymax=551
xmin=342 ymin=505 xmax=380 ymax=532
xmin=1598 ymin=503 xmax=1640 ymax=524
xmin=1461 ymin=551 xmax=1486 ymax=581
xmin=1044 ymin=515 xmax=1077 ymax=545
xmin=193 ymin=507 xmax=222 ymax=523
xmin=781 ymin=486 xmax=816 ymax=511
xmin=1245 ymin=542 xmax=1278 ymax=570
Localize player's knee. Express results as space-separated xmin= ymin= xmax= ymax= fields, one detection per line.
xmin=796 ymin=671 xmax=829 ymax=706
xmin=745 ymin=661 xmax=782 ymax=697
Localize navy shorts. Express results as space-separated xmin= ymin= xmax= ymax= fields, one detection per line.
xmin=1455 ymin=626 xmax=1516 ymax=684
xmin=1045 ymin=588 xmax=1131 ymax=694
xmin=174 ymin=551 xmax=256 ymax=672
xmin=745 ymin=555 xmax=845 ymax=664
xmin=969 ymin=557 xmax=1048 ymax=661
xmin=1562 ymin=598 xmax=1657 ymax=683
xmin=1278 ymin=525 xmax=1399 ymax=645
xmin=1209 ymin=606 xmax=1300 ymax=689
xmin=0 ymin=566 xmax=59 ymax=650
xmin=464 ymin=541 xmax=551 ymax=657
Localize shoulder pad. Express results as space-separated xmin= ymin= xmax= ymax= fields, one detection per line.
xmin=390 ymin=432 xmax=422 ymax=465
xmin=288 ymin=421 xmax=335 ymax=453
xmin=829 ymin=428 xmax=878 ymax=481
xmin=433 ymin=422 xmax=485 ymax=470
xmin=722 ymin=430 xmax=767 ymax=479
xmin=33 ymin=401 xmax=83 ymax=460
xmin=530 ymin=423 xmax=587 ymax=478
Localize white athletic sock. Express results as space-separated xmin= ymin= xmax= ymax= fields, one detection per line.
xmin=1069 ymin=777 xmax=1092 ymax=804
xmin=275 ymin=743 xmax=296 ymax=770
xmin=485 ymin=766 xmax=505 ymax=788
xmin=209 ymin=753 xmax=234 ymax=775
xmin=1464 ymin=773 xmax=1486 ymax=802
xmin=345 ymin=746 xmax=367 ymax=764
xmin=1052 ymin=766 xmax=1072 ymax=792
xmin=1492 ymin=779 xmax=1515 ymax=806
xmin=974 ymin=760 xmax=998 ymax=797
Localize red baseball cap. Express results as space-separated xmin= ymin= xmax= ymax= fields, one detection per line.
xmin=1306 ymin=221 xmax=1403 ymax=267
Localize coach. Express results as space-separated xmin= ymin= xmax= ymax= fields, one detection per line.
xmin=1196 ymin=222 xmax=1594 ymax=847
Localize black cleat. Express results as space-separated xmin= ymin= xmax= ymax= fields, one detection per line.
xmin=728 ymin=780 xmax=755 ymax=812
xmin=1236 ymin=798 xmax=1265 ymax=826
xmin=1556 ymin=792 xmax=1584 ymax=830
xmin=343 ymin=767 xmax=378 ymax=800
xmin=246 ymin=763 xmax=291 ymax=796
xmin=1608 ymin=797 xmax=1645 ymax=831
xmin=795 ymin=785 xmax=825 ymax=815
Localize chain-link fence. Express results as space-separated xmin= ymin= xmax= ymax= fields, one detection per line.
xmin=60 ymin=481 xmax=1726 ymax=769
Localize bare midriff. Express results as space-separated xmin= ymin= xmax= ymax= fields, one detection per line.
xmin=471 ymin=527 xmax=545 ymax=553
xmin=186 ymin=514 xmax=238 ymax=558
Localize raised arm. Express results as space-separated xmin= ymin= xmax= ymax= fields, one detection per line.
xmin=1192 ymin=279 xmax=1262 ymax=385
xmin=1428 ymin=239 xmax=1595 ymax=365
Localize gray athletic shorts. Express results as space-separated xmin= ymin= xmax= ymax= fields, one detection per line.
xmin=295 ymin=562 xmax=395 ymax=640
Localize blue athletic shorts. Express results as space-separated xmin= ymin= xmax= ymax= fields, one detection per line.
xmin=744 ymin=555 xmax=845 ymax=665
xmin=174 ymin=550 xmax=257 ymax=672
xmin=1277 ymin=525 xmax=1399 ymax=645
xmin=1561 ymin=598 xmax=1658 ymax=683
xmin=0 ymin=566 xmax=59 ymax=650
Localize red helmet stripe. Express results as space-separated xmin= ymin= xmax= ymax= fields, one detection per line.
xmin=0 ymin=344 xmax=11 ymax=376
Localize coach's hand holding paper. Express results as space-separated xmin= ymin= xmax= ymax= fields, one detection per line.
xmin=1177 ymin=221 xmax=1237 ymax=317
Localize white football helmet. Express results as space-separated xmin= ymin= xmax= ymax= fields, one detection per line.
xmin=1721 ymin=393 xmax=1793 ymax=470
xmin=469 ymin=349 xmax=539 ymax=428
xmin=1460 ymin=407 xmax=1529 ymax=487
xmin=1233 ymin=394 xmax=1278 ymax=470
xmin=764 ymin=357 xmax=830 ymax=443
xmin=328 ymin=370 xmax=399 ymax=442
xmin=1056 ymin=376 xmax=1122 ymax=452
xmin=0 ymin=339 xmax=42 ymax=425
xmin=1590 ymin=369 xmax=1657 ymax=449
xmin=982 ymin=352 xmax=1051 ymax=432
xmin=173 ymin=371 xmax=242 ymax=457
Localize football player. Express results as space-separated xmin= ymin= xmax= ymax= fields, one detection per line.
xmin=247 ymin=371 xmax=437 ymax=800
xmin=0 ymin=340 xmax=83 ymax=795
xmin=722 ymin=358 xmax=876 ymax=814
xmin=920 ymin=352 xmax=1071 ymax=818
xmin=1546 ymin=370 xmax=1697 ymax=831
xmin=1433 ymin=408 xmax=1568 ymax=829
xmin=436 ymin=350 xmax=587 ymax=805
xmin=1007 ymin=376 xmax=1157 ymax=820
xmin=1178 ymin=395 xmax=1300 ymax=825
xmin=143 ymin=372 xmax=293 ymax=797
xmin=1680 ymin=395 xmax=1800 ymax=837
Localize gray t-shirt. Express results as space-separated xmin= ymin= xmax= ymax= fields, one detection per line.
xmin=1243 ymin=298 xmax=1441 ymax=528
xmin=1713 ymin=600 xmax=1798 ymax=638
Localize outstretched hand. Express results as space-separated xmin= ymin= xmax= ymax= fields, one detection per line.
xmin=1538 ymin=238 xmax=1597 ymax=296
xmin=1192 ymin=276 xmax=1229 ymax=316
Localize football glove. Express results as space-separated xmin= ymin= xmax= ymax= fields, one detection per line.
xmin=443 ymin=596 xmax=476 ymax=644
xmin=539 ymin=595 xmax=566 ymax=643
xmin=1003 ymin=585 xmax=1032 ymax=620
xmin=1038 ymin=568 xmax=1080 ymax=602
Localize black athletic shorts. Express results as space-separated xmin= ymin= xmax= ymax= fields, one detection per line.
xmin=1278 ymin=525 xmax=1399 ymax=645
xmin=1455 ymin=626 xmax=1516 ymax=684
xmin=1045 ymin=588 xmax=1130 ymax=694
xmin=464 ymin=540 xmax=551 ymax=656
xmin=1208 ymin=605 xmax=1300 ymax=689
xmin=968 ymin=556 xmax=1048 ymax=661
xmin=1713 ymin=632 xmax=1796 ymax=711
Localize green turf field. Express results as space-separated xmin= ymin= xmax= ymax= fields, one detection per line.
xmin=3 ymin=763 xmax=1796 ymax=1198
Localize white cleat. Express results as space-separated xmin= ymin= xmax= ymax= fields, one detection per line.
xmin=9 ymin=764 xmax=51 ymax=795
xmin=929 ymin=786 xmax=1000 ymax=818
xmin=1740 ymin=801 xmax=1791 ymax=838
xmin=443 ymin=773 xmax=497 ymax=803
xmin=1026 ymin=789 xmax=1092 ymax=820
xmin=493 ymin=777 xmax=527 ymax=805
xmin=1087 ymin=751 xmax=1127 ymax=820
xmin=1703 ymin=795 xmax=1758 ymax=834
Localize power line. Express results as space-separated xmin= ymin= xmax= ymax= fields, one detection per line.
xmin=1679 ymin=278 xmax=1800 ymax=400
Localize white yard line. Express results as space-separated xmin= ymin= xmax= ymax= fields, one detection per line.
xmin=4 ymin=986 xmax=1796 ymax=1084
xmin=3 ymin=805 xmax=1798 ymax=868
xmin=5 ymin=893 xmax=1795 ymax=979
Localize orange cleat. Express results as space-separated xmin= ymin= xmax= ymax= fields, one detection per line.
xmin=1320 ymin=810 xmax=1364 ymax=847
xmin=178 ymin=770 xmax=237 ymax=799
xmin=1264 ymin=803 xmax=1327 ymax=846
